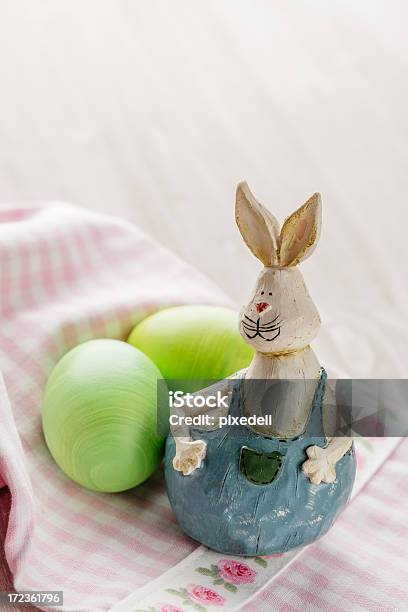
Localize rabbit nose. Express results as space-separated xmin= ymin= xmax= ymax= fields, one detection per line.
xmin=256 ymin=302 xmax=269 ymax=313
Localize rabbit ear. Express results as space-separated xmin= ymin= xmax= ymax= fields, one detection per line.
xmin=279 ymin=193 xmax=321 ymax=267
xmin=235 ymin=182 xmax=280 ymax=266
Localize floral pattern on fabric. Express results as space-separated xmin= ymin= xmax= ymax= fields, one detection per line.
xmin=196 ymin=559 xmax=258 ymax=592
xmin=160 ymin=584 xmax=226 ymax=611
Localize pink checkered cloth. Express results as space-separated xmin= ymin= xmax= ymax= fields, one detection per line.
xmin=0 ymin=203 xmax=233 ymax=610
xmin=0 ymin=204 xmax=406 ymax=611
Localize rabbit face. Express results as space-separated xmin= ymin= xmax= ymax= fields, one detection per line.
xmin=239 ymin=266 xmax=321 ymax=353
xmin=235 ymin=182 xmax=322 ymax=354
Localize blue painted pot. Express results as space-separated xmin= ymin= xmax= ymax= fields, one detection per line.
xmin=164 ymin=370 xmax=356 ymax=555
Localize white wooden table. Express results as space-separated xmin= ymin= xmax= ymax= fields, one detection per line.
xmin=1 ymin=0 xmax=407 ymax=376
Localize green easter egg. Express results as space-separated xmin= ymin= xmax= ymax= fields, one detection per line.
xmin=127 ymin=305 xmax=253 ymax=392
xmin=42 ymin=339 xmax=165 ymax=492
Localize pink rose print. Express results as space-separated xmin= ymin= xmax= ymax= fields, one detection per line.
xmin=217 ymin=559 xmax=256 ymax=585
xmin=188 ymin=584 xmax=225 ymax=607
xmin=197 ymin=558 xmax=261 ymax=592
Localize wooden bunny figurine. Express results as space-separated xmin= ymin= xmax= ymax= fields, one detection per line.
xmin=164 ymin=183 xmax=356 ymax=555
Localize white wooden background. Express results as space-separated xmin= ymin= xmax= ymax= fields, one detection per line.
xmin=0 ymin=0 xmax=407 ymax=376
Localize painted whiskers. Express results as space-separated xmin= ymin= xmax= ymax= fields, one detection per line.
xmin=241 ymin=313 xmax=281 ymax=342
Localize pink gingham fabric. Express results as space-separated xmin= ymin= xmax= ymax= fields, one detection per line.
xmin=0 ymin=203 xmax=233 ymax=611
xmin=0 ymin=204 xmax=406 ymax=612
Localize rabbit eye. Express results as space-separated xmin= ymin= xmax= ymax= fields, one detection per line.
xmin=260 ymin=291 xmax=264 ymax=295
xmin=269 ymin=292 xmax=272 ymax=296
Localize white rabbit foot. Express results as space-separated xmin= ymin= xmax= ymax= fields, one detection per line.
xmin=173 ymin=439 xmax=207 ymax=476
xmin=302 ymin=445 xmax=337 ymax=485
